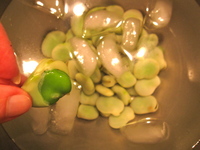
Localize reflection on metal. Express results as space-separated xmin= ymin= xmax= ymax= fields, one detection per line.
xmin=73 ymin=2 xmax=86 ymax=16
xmin=22 ymin=60 xmax=38 ymax=76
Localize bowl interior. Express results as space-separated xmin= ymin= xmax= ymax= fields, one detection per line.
xmin=1 ymin=0 xmax=200 ymax=150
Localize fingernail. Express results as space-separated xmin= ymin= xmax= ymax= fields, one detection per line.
xmin=6 ymin=95 xmax=31 ymax=118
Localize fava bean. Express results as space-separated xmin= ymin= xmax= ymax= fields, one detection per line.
xmin=80 ymin=92 xmax=99 ymax=106
xmin=147 ymin=46 xmax=167 ymax=70
xmin=102 ymin=75 xmax=116 ymax=87
xmin=130 ymin=96 xmax=158 ymax=114
xmin=91 ymin=67 xmax=102 ymax=84
xmin=109 ymin=107 xmax=135 ymax=129
xmin=126 ymin=86 xmax=138 ymax=96
xmin=77 ymin=104 xmax=99 ymax=120
xmin=51 ymin=43 xmax=73 ymax=62
xmin=96 ymin=96 xmax=124 ymax=116
xmin=112 ymin=85 xmax=131 ymax=105
xmin=65 ymin=29 xmax=74 ymax=42
xmin=117 ymin=71 xmax=137 ymax=88
xmin=67 ymin=60 xmax=79 ymax=79
xmin=135 ymin=76 xmax=161 ymax=96
xmin=133 ymin=58 xmax=160 ymax=79
xmin=136 ymin=33 xmax=159 ymax=51
xmin=95 ymin=84 xmax=114 ymax=97
xmin=75 ymin=73 xmax=95 ymax=95
xmin=41 ymin=31 xmax=66 ymax=57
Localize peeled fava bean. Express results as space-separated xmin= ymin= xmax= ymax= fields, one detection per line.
xmin=135 ymin=76 xmax=161 ymax=96
xmin=22 ymin=59 xmax=72 ymax=107
xmin=77 ymin=104 xmax=99 ymax=120
xmin=133 ymin=58 xmax=160 ymax=79
xmin=130 ymin=96 xmax=158 ymax=114
xmin=96 ymin=96 xmax=124 ymax=116
xmin=109 ymin=107 xmax=135 ymax=129
xmin=41 ymin=31 xmax=66 ymax=57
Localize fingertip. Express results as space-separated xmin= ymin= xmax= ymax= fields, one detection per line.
xmin=6 ymin=94 xmax=32 ymax=118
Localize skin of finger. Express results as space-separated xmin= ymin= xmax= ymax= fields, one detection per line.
xmin=0 ymin=85 xmax=32 ymax=123
xmin=0 ymin=23 xmax=19 ymax=79
xmin=0 ymin=74 xmax=27 ymax=86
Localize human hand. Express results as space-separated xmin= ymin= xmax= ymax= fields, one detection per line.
xmin=0 ymin=23 xmax=32 ymax=123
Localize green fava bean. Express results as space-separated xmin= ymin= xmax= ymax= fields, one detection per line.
xmin=77 ymin=104 xmax=99 ymax=120
xmin=22 ymin=59 xmax=72 ymax=107
xmin=109 ymin=107 xmax=135 ymax=129
xmin=133 ymin=58 xmax=160 ymax=79
xmin=130 ymin=96 xmax=158 ymax=114
xmin=135 ymin=76 xmax=161 ymax=96
xmin=96 ymin=96 xmax=124 ymax=116
xmin=39 ymin=69 xmax=71 ymax=105
xmin=41 ymin=31 xmax=66 ymax=57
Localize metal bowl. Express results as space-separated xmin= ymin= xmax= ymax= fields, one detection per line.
xmin=0 ymin=0 xmax=200 ymax=149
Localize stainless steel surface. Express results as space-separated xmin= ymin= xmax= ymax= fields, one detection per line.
xmin=0 ymin=0 xmax=200 ymax=149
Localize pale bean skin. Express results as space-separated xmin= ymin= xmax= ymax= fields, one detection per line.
xmin=80 ymin=92 xmax=99 ymax=106
xmin=112 ymin=85 xmax=131 ymax=105
xmin=130 ymin=96 xmax=158 ymax=114
xmin=75 ymin=73 xmax=95 ymax=95
xmin=90 ymin=67 xmax=102 ymax=84
xmin=117 ymin=71 xmax=137 ymax=88
xmin=134 ymin=76 xmax=161 ymax=96
xmin=102 ymin=75 xmax=116 ymax=87
xmin=109 ymin=107 xmax=135 ymax=129
xmin=67 ymin=60 xmax=79 ymax=80
xmin=96 ymin=96 xmax=124 ymax=116
xmin=77 ymin=104 xmax=99 ymax=120
xmin=95 ymin=84 xmax=114 ymax=97
xmin=42 ymin=31 xmax=66 ymax=57
xmin=133 ymin=58 xmax=160 ymax=80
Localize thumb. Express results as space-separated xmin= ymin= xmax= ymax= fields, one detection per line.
xmin=0 ymin=85 xmax=32 ymax=123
